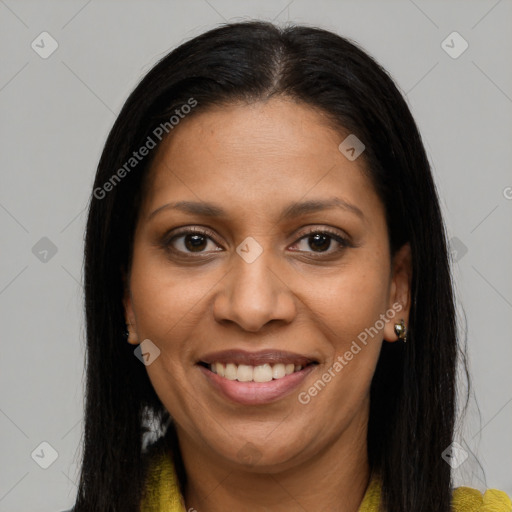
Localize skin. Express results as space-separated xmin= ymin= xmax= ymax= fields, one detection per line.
xmin=124 ymin=96 xmax=412 ymax=512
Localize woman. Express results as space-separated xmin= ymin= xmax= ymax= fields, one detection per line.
xmin=69 ymin=21 xmax=511 ymax=511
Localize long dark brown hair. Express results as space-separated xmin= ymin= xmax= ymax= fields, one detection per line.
xmin=74 ymin=20 xmax=462 ymax=511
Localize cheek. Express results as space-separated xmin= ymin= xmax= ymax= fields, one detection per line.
xmin=128 ymin=251 xmax=189 ymax=391
xmin=301 ymin=255 xmax=390 ymax=412
xmin=128 ymin=251 xmax=202 ymax=427
xmin=310 ymin=256 xmax=390 ymax=345
xmin=129 ymin=243 xmax=206 ymax=339
xmin=298 ymin=267 xmax=389 ymax=417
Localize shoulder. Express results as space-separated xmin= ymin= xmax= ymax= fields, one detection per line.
xmin=452 ymin=486 xmax=512 ymax=511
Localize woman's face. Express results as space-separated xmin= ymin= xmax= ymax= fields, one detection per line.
xmin=124 ymin=97 xmax=411 ymax=471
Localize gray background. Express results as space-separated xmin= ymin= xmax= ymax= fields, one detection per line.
xmin=1 ymin=0 xmax=511 ymax=510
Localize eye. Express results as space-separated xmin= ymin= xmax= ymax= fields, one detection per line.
xmin=289 ymin=228 xmax=350 ymax=256
xmin=163 ymin=227 xmax=221 ymax=257
xmin=160 ymin=226 xmax=351 ymax=259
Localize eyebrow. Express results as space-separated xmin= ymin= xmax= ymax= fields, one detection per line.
xmin=147 ymin=197 xmax=365 ymax=222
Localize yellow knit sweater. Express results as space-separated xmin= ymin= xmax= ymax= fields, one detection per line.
xmin=140 ymin=451 xmax=512 ymax=511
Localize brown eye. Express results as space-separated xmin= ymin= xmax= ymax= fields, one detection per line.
xmin=290 ymin=228 xmax=351 ymax=256
xmin=163 ymin=227 xmax=222 ymax=257
xmin=160 ymin=226 xmax=351 ymax=260
xmin=182 ymin=233 xmax=209 ymax=252
xmin=307 ymin=233 xmax=331 ymax=252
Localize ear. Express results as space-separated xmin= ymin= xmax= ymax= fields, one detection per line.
xmin=383 ymin=242 xmax=412 ymax=343
xmin=122 ymin=269 xmax=139 ymax=345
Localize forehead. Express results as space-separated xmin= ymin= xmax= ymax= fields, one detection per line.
xmin=140 ymin=97 xmax=383 ymax=225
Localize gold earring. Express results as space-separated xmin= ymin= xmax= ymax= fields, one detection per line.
xmin=394 ymin=319 xmax=407 ymax=343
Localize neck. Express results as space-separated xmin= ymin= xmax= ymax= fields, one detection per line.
xmin=177 ymin=412 xmax=371 ymax=512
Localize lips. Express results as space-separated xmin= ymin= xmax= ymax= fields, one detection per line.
xmin=197 ymin=349 xmax=319 ymax=405
xmin=198 ymin=349 xmax=317 ymax=367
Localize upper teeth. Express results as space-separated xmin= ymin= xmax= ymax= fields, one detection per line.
xmin=209 ymin=362 xmax=304 ymax=382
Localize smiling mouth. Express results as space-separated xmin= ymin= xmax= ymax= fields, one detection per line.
xmin=198 ymin=361 xmax=319 ymax=383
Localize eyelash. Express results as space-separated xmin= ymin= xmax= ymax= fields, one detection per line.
xmin=160 ymin=226 xmax=352 ymax=260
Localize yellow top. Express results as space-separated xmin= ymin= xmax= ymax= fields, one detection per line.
xmin=140 ymin=450 xmax=512 ymax=511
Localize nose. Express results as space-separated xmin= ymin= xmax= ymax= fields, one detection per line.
xmin=212 ymin=244 xmax=297 ymax=332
